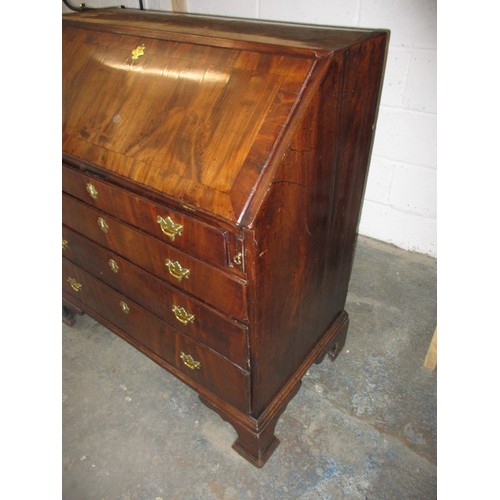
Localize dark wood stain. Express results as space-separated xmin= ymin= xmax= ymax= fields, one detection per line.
xmin=62 ymin=9 xmax=388 ymax=467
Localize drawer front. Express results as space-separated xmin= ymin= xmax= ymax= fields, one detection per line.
xmin=63 ymin=259 xmax=249 ymax=412
xmin=63 ymin=226 xmax=248 ymax=369
xmin=63 ymin=164 xmax=229 ymax=269
xmin=63 ymin=194 xmax=247 ymax=320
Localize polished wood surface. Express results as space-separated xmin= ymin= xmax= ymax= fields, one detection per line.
xmin=63 ymin=9 xmax=379 ymax=53
xmin=63 ymin=165 xmax=229 ymax=268
xmin=63 ymin=226 xmax=248 ymax=369
xmin=63 ymin=193 xmax=247 ymax=319
xmin=248 ymin=33 xmax=388 ymax=415
xmin=63 ymin=9 xmax=388 ymax=467
xmin=63 ymin=258 xmax=250 ymax=412
xmin=62 ymin=23 xmax=314 ymax=222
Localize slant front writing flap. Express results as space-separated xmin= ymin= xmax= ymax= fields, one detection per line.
xmin=62 ymin=24 xmax=315 ymax=223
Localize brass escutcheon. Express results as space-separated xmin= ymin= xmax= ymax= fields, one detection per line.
xmin=67 ymin=276 xmax=82 ymax=292
xmin=165 ymin=259 xmax=190 ymax=281
xmin=119 ymin=301 xmax=130 ymax=314
xmin=97 ymin=217 xmax=109 ymax=233
xmin=180 ymin=351 xmax=201 ymax=370
xmin=108 ymin=259 xmax=119 ymax=273
xmin=131 ymin=44 xmax=145 ymax=60
xmin=157 ymin=215 xmax=183 ymax=241
xmin=86 ymin=182 xmax=98 ymax=200
xmin=172 ymin=305 xmax=195 ymax=325
xmin=62 ymin=239 xmax=69 ymax=251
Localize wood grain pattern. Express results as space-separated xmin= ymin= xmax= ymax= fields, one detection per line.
xmin=247 ymin=34 xmax=389 ymax=415
xmin=63 ymin=258 xmax=250 ymax=412
xmin=62 ymin=194 xmax=247 ymax=319
xmin=63 ymin=9 xmax=377 ymax=53
xmin=62 ymin=164 xmax=229 ymax=269
xmin=63 ymin=225 xmax=248 ymax=368
xmin=62 ymin=24 xmax=314 ymax=222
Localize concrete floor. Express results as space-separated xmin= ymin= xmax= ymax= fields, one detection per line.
xmin=62 ymin=235 xmax=437 ymax=499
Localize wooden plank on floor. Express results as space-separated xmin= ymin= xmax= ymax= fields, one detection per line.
xmin=172 ymin=0 xmax=187 ymax=12
xmin=423 ymin=328 xmax=437 ymax=370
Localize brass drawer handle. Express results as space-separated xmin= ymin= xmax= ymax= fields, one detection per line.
xmin=157 ymin=215 xmax=183 ymax=241
xmin=62 ymin=239 xmax=69 ymax=251
xmin=165 ymin=259 xmax=190 ymax=281
xmin=180 ymin=351 xmax=201 ymax=370
xmin=172 ymin=305 xmax=195 ymax=325
xmin=86 ymin=182 xmax=98 ymax=200
xmin=119 ymin=301 xmax=130 ymax=314
xmin=67 ymin=276 xmax=82 ymax=292
xmin=108 ymin=259 xmax=119 ymax=273
xmin=97 ymin=217 xmax=109 ymax=233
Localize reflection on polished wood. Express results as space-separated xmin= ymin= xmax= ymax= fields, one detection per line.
xmin=63 ymin=24 xmax=314 ymax=222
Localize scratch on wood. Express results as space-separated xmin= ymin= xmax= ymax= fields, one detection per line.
xmin=272 ymin=180 xmax=306 ymax=187
xmin=289 ymin=146 xmax=317 ymax=153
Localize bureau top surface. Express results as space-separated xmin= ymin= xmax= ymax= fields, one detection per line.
xmin=63 ymin=9 xmax=384 ymax=224
xmin=62 ymin=9 xmax=381 ymax=52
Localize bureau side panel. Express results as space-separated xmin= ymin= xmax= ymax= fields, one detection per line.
xmin=248 ymin=34 xmax=388 ymax=416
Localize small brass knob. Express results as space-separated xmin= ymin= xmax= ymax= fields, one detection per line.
xmin=131 ymin=44 xmax=145 ymax=60
xmin=119 ymin=301 xmax=129 ymax=314
xmin=86 ymin=182 xmax=98 ymax=200
xmin=108 ymin=259 xmax=119 ymax=273
xmin=233 ymin=251 xmax=243 ymax=266
xmin=97 ymin=217 xmax=109 ymax=233
xmin=62 ymin=239 xmax=69 ymax=251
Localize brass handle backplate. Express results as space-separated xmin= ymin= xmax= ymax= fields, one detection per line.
xmin=86 ymin=182 xmax=98 ymax=200
xmin=172 ymin=305 xmax=195 ymax=325
xmin=62 ymin=239 xmax=69 ymax=251
xmin=165 ymin=259 xmax=190 ymax=281
xmin=97 ymin=217 xmax=109 ymax=233
xmin=119 ymin=301 xmax=130 ymax=314
xmin=180 ymin=351 xmax=201 ymax=370
xmin=67 ymin=276 xmax=82 ymax=292
xmin=157 ymin=215 xmax=183 ymax=241
xmin=108 ymin=259 xmax=119 ymax=273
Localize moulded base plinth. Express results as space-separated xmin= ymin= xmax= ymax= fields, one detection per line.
xmin=199 ymin=311 xmax=349 ymax=467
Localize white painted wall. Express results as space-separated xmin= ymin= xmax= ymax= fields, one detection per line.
xmin=63 ymin=0 xmax=437 ymax=256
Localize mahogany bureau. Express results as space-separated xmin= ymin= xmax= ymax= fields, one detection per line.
xmin=62 ymin=8 xmax=388 ymax=467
